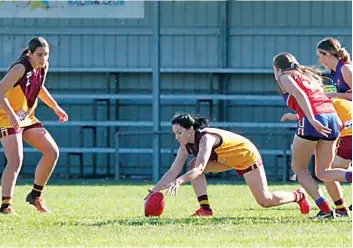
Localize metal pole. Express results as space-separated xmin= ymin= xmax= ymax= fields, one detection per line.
xmin=282 ymin=146 xmax=287 ymax=183
xmin=152 ymin=1 xmax=161 ymax=183
xmin=219 ymin=1 xmax=229 ymax=178
xmin=219 ymin=0 xmax=228 ymax=69
xmin=115 ymin=132 xmax=120 ymax=180
xmin=282 ymin=132 xmax=290 ymax=183
xmin=218 ymin=1 xmax=229 ymax=123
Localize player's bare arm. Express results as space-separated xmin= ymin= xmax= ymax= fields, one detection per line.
xmin=176 ymin=134 xmax=216 ymax=185
xmin=151 ymin=145 xmax=188 ymax=192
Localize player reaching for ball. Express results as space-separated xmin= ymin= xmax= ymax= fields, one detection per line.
xmin=146 ymin=113 xmax=311 ymax=217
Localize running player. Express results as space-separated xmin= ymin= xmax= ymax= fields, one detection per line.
xmin=273 ymin=52 xmax=351 ymax=219
xmin=281 ymin=85 xmax=351 ymax=217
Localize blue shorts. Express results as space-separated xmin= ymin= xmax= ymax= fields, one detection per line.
xmin=297 ymin=113 xmax=340 ymax=141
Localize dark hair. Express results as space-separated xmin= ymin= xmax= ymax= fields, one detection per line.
xmin=171 ymin=113 xmax=210 ymax=130
xmin=10 ymin=37 xmax=49 ymax=69
xmin=273 ymin=52 xmax=322 ymax=84
xmin=317 ymin=37 xmax=351 ymax=62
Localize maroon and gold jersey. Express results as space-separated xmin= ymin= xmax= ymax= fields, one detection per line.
xmin=185 ymin=128 xmax=261 ymax=170
xmin=0 ymin=57 xmax=45 ymax=128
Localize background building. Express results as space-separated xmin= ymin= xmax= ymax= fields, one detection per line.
xmin=0 ymin=1 xmax=351 ymax=181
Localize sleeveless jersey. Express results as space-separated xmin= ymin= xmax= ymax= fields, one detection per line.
xmin=0 ymin=57 xmax=45 ymax=128
xmin=331 ymin=60 xmax=351 ymax=93
xmin=281 ymin=70 xmax=335 ymax=119
xmin=185 ymin=128 xmax=260 ymax=169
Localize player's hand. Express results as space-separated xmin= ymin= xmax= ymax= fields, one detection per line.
xmin=54 ymin=106 xmax=68 ymax=122
xmin=163 ymin=179 xmax=181 ymax=196
xmin=9 ymin=114 xmax=20 ymax=128
xmin=310 ymin=119 xmax=331 ymax=137
xmin=280 ymin=113 xmax=298 ymax=122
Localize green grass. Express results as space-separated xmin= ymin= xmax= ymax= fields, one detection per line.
xmin=0 ymin=180 xmax=351 ymax=247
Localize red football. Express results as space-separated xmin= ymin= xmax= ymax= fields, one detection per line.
xmin=144 ymin=191 xmax=165 ymax=217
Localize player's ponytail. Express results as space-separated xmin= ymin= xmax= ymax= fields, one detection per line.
xmin=317 ymin=37 xmax=351 ymax=63
xmin=8 ymin=48 xmax=29 ymax=70
xmin=273 ymin=52 xmax=323 ymax=85
xmin=18 ymin=48 xmax=29 ymax=61
xmin=192 ymin=116 xmax=209 ymax=129
xmin=296 ymin=64 xmax=323 ymax=85
xmin=337 ymin=47 xmax=351 ymax=62
xmin=171 ymin=113 xmax=210 ymax=130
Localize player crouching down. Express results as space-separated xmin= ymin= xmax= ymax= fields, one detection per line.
xmin=147 ymin=113 xmax=311 ymax=216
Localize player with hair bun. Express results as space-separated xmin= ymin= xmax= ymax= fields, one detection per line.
xmin=146 ymin=113 xmax=311 ymax=217
xmin=317 ymin=37 xmax=352 ymax=101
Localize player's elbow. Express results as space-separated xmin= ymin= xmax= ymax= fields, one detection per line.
xmin=195 ymin=164 xmax=206 ymax=175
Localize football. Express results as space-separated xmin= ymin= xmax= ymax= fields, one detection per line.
xmin=144 ymin=191 xmax=165 ymax=217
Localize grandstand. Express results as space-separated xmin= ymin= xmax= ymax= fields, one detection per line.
xmin=0 ymin=1 xmax=351 ymax=182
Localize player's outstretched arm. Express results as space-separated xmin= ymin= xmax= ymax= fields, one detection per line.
xmin=150 ymin=146 xmax=188 ymax=193
xmin=175 ymin=134 xmax=215 ymax=185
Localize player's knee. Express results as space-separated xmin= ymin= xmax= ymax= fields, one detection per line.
xmin=255 ymin=194 xmax=273 ymax=208
xmin=6 ymin=154 xmax=23 ymax=171
xmin=256 ymin=199 xmax=272 ymax=208
xmin=331 ymin=157 xmax=350 ymax=169
xmin=291 ymin=165 xmax=308 ymax=176
xmin=44 ymin=145 xmax=60 ymax=162
xmin=315 ymin=170 xmax=328 ymax=182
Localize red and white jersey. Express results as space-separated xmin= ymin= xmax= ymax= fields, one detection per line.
xmin=281 ymin=70 xmax=335 ymax=119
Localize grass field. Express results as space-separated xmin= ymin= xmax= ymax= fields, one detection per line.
xmin=0 ymin=180 xmax=351 ymax=247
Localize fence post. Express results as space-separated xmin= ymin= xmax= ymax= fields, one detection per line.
xmin=282 ymin=146 xmax=287 ymax=182
xmin=282 ymin=132 xmax=293 ymax=182
xmin=115 ymin=132 xmax=120 ymax=180
xmin=152 ymin=1 xmax=161 ymax=183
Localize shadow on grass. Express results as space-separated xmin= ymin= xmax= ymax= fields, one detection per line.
xmin=55 ymin=215 xmax=312 ymax=227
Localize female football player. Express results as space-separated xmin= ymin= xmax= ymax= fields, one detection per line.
xmin=317 ymin=37 xmax=352 ymax=101
xmin=0 ymin=37 xmax=68 ymax=214
xmin=281 ymin=86 xmax=352 ymax=217
xmin=272 ymin=52 xmax=351 ymax=218
xmin=147 ymin=114 xmax=311 ymax=217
